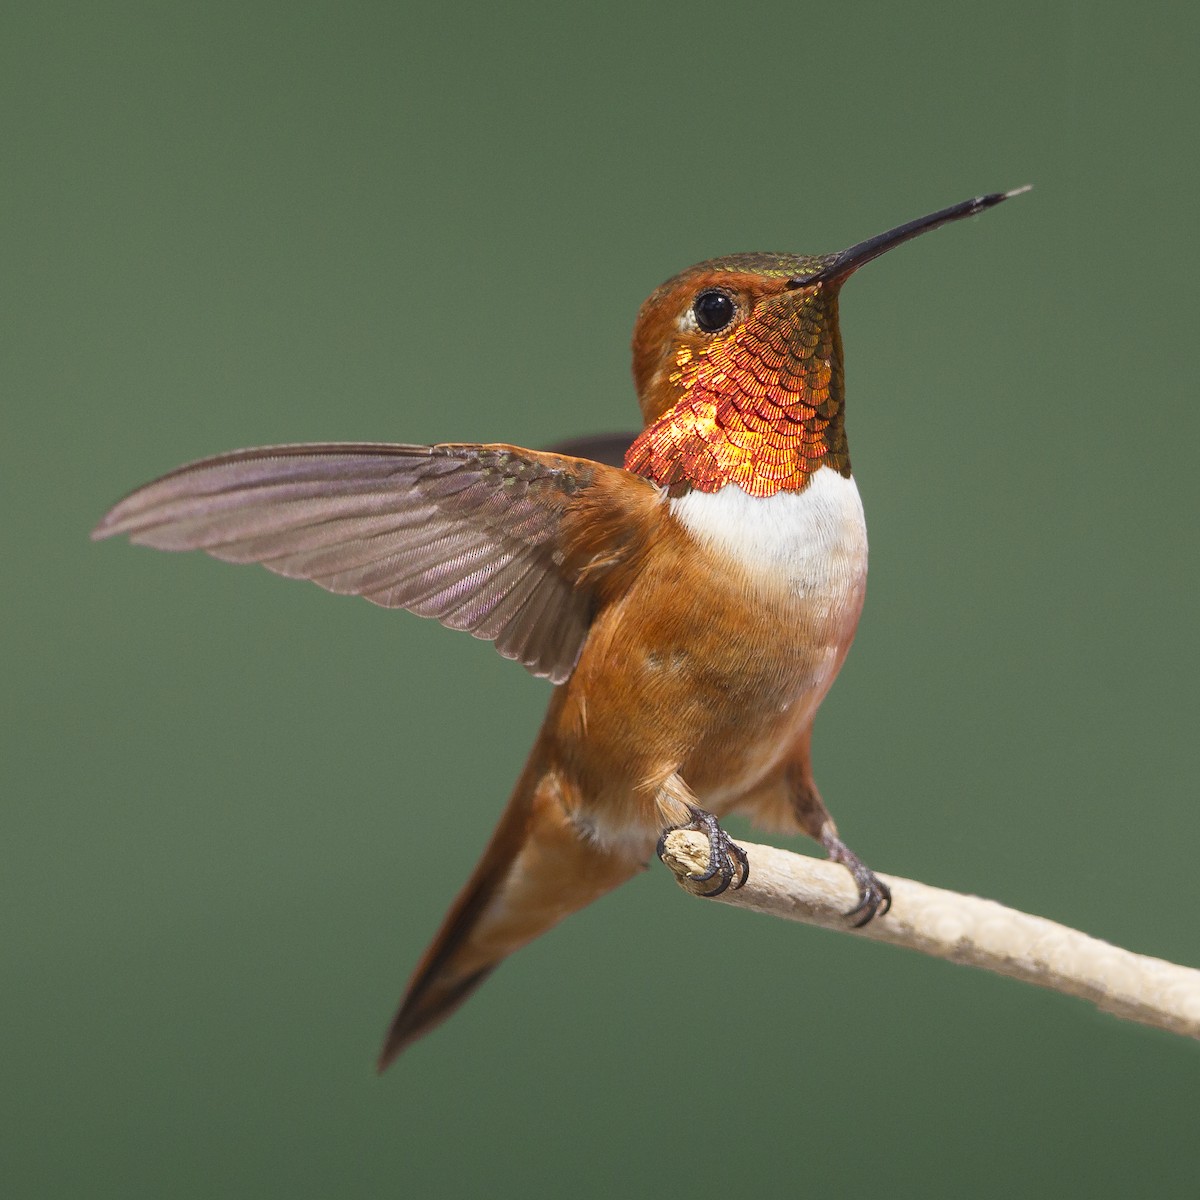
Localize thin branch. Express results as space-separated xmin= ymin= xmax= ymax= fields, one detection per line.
xmin=660 ymin=831 xmax=1200 ymax=1041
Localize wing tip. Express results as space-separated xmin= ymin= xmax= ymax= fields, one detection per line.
xmin=91 ymin=509 xmax=124 ymax=542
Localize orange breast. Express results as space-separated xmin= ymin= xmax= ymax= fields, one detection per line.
xmin=547 ymin=467 xmax=867 ymax=843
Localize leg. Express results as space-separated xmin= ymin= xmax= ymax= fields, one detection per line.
xmin=817 ymin=825 xmax=892 ymax=926
xmin=654 ymin=774 xmax=749 ymax=897
xmin=786 ymin=748 xmax=891 ymax=927
xmin=790 ymin=769 xmax=891 ymax=926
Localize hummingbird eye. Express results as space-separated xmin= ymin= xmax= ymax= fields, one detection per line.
xmin=691 ymin=289 xmax=736 ymax=334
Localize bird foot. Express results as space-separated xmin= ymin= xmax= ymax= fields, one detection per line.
xmin=657 ymin=805 xmax=750 ymax=896
xmin=822 ymin=832 xmax=891 ymax=926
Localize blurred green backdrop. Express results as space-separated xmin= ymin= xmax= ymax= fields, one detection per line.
xmin=4 ymin=2 xmax=1198 ymax=1196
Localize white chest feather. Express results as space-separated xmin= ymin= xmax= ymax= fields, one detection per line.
xmin=667 ymin=467 xmax=868 ymax=601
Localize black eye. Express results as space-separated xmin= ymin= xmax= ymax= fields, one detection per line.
xmin=692 ymin=289 xmax=736 ymax=333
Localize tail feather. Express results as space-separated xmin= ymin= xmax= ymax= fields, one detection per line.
xmin=377 ymin=756 xmax=645 ymax=1069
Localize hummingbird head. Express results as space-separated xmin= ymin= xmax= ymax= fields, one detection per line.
xmin=626 ymin=189 xmax=1026 ymax=497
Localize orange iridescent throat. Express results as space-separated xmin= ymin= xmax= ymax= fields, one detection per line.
xmin=624 ymin=284 xmax=848 ymax=498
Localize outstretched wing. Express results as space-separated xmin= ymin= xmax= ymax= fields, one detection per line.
xmin=93 ymin=441 xmax=652 ymax=683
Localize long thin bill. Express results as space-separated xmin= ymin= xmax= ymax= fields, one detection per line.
xmin=788 ymin=185 xmax=1031 ymax=288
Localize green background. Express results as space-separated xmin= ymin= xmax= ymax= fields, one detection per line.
xmin=5 ymin=2 xmax=1198 ymax=1196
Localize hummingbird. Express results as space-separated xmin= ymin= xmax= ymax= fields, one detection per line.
xmin=94 ymin=189 xmax=1023 ymax=1070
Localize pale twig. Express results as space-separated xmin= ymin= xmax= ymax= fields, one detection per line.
xmin=660 ymin=830 xmax=1200 ymax=1040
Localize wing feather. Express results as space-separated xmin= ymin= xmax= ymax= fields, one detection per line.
xmin=94 ymin=441 xmax=652 ymax=683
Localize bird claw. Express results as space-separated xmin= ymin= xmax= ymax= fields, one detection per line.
xmin=823 ymin=833 xmax=891 ymax=926
xmin=657 ymin=804 xmax=749 ymax=896
xmin=845 ymin=871 xmax=892 ymax=927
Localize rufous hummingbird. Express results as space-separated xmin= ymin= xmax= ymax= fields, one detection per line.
xmin=94 ymin=189 xmax=1024 ymax=1070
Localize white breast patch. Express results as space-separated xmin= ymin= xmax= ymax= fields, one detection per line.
xmin=667 ymin=467 xmax=868 ymax=597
